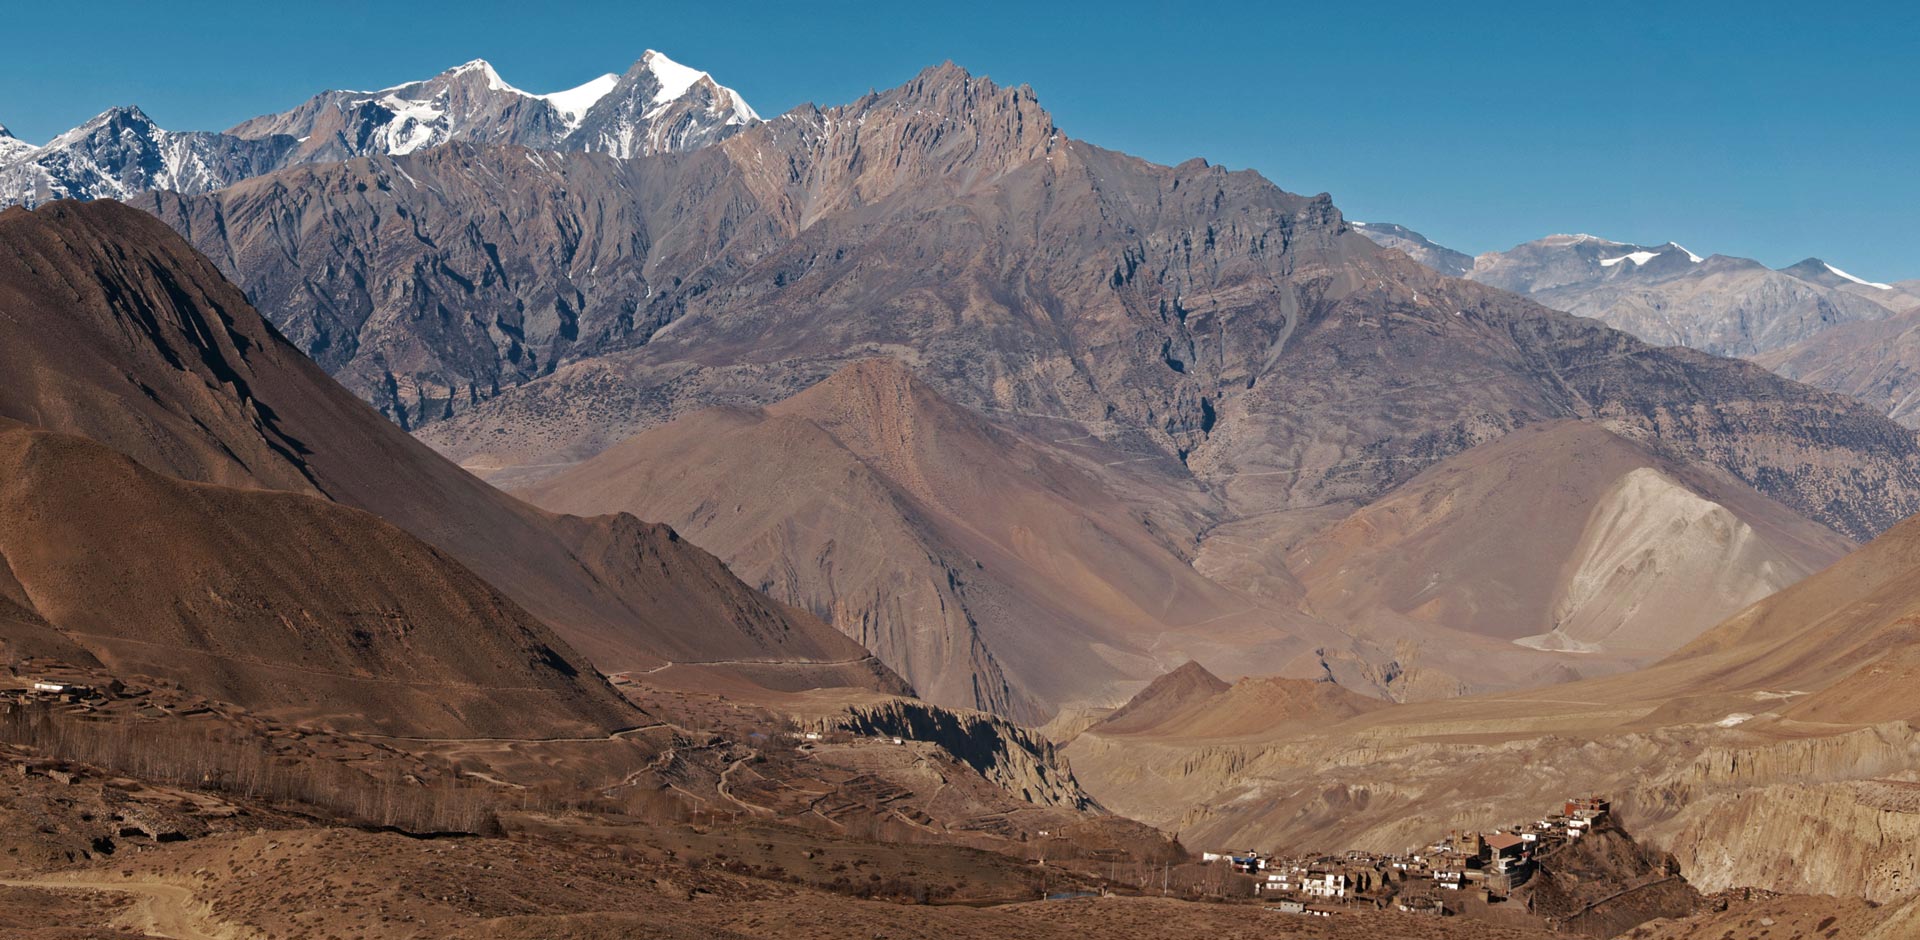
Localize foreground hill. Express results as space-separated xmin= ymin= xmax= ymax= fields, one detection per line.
xmin=0 ymin=420 xmax=633 ymax=737
xmin=0 ymin=200 xmax=902 ymax=697
xmin=1082 ymin=661 xmax=1385 ymax=740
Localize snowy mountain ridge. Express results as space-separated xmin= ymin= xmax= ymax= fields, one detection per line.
xmin=0 ymin=50 xmax=759 ymax=208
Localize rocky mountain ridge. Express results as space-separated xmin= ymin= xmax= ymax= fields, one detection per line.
xmin=134 ymin=65 xmax=1920 ymax=548
xmin=0 ymin=50 xmax=755 ymax=209
xmin=1385 ymin=227 xmax=1918 ymax=357
xmin=1348 ymin=220 xmax=1472 ymax=276
xmin=1756 ymin=304 xmax=1920 ymax=427
xmin=124 ymin=62 xmax=1920 ymax=719
xmin=1359 ymin=223 xmax=1920 ymax=396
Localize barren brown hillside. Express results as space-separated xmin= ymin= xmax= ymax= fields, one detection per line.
xmin=0 ymin=419 xmax=633 ymax=738
xmin=0 ymin=200 xmax=901 ymax=693
xmin=1083 ymin=662 xmax=1386 ymax=740
xmin=521 ymin=357 xmax=1862 ymax=713
xmin=1285 ymin=421 xmax=1851 ymax=673
xmin=521 ymin=359 xmax=1332 ymax=719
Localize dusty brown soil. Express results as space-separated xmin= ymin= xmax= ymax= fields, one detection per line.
xmin=1627 ymin=889 xmax=1917 ymax=940
xmin=0 ymin=825 xmax=1569 ymax=940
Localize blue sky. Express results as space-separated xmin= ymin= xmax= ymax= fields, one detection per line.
xmin=1 ymin=0 xmax=1913 ymax=279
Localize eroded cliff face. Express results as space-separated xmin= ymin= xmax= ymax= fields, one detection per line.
xmin=819 ymin=699 xmax=1096 ymax=811
xmin=1663 ymin=777 xmax=1920 ymax=901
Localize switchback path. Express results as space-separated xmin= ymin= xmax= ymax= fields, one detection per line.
xmin=715 ymin=752 xmax=775 ymax=816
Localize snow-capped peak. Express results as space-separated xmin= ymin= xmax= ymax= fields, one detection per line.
xmin=640 ymin=50 xmax=708 ymax=106
xmin=637 ymin=49 xmax=760 ymax=123
xmin=1597 ymin=240 xmax=1702 ymax=268
xmin=0 ymin=123 xmax=34 ymax=163
xmin=539 ymin=73 xmax=620 ymax=128
xmin=1 ymin=50 xmax=766 ymax=209
xmin=379 ymin=59 xmax=517 ymax=94
xmin=448 ymin=58 xmax=517 ymax=93
xmin=1600 ymin=250 xmax=1662 ymax=267
xmin=1824 ymin=261 xmax=1893 ymax=290
xmin=47 ymin=106 xmax=160 ymax=149
xmin=359 ymin=51 xmax=759 ymax=133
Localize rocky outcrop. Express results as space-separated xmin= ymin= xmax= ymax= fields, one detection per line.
xmin=1518 ymin=824 xmax=1700 ymax=937
xmin=820 ymin=699 xmax=1096 ymax=811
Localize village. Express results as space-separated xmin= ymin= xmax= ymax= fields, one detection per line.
xmin=1199 ymin=795 xmax=1615 ymax=918
xmin=5 ymin=657 xmax=1634 ymax=923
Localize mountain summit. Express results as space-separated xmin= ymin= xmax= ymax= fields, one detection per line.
xmin=227 ymin=50 xmax=759 ymax=163
xmin=0 ymin=51 xmax=758 ymax=208
xmin=1363 ymin=224 xmax=1912 ymax=359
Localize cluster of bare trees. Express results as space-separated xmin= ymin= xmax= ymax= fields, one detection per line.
xmin=0 ymin=702 xmax=501 ymax=833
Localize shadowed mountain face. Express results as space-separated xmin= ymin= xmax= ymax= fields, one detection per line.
xmin=137 ymin=65 xmax=1920 ymax=550
xmin=0 ymin=200 xmax=904 ymax=700
xmin=1757 ymin=304 xmax=1920 ymax=429
xmin=0 ymin=419 xmax=636 ymax=738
